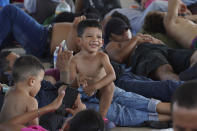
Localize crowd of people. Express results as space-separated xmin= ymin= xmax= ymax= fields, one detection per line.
xmin=0 ymin=0 xmax=197 ymax=130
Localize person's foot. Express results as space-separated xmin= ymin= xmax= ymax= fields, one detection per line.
xmin=179 ymin=63 xmax=197 ymax=81
xmin=103 ymin=117 xmax=116 ymax=129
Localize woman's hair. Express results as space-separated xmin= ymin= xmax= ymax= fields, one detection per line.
xmin=68 ymin=109 xmax=105 ymax=131
xmin=143 ymin=12 xmax=166 ymax=33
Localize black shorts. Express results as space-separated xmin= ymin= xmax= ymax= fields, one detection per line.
xmin=130 ymin=43 xmax=196 ymax=77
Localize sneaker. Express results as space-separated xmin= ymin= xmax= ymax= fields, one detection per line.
xmin=103 ymin=117 xmax=116 ymax=129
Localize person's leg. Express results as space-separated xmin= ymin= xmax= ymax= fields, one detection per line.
xmin=0 ymin=5 xmax=48 ymax=58
xmin=167 ymin=48 xmax=197 ymax=81
xmin=115 ymin=71 xmax=183 ymax=102
xmin=85 ymin=87 xmax=171 ymax=126
xmin=98 ymin=82 xmax=115 ymax=117
xmin=153 ymin=64 xmax=180 ymax=81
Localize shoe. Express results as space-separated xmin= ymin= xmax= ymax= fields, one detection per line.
xmin=103 ymin=117 xmax=116 ymax=129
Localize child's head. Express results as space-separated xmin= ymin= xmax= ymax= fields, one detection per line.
xmin=12 ymin=55 xmax=45 ymax=96
xmin=77 ymin=19 xmax=102 ymax=37
xmin=63 ymin=109 xmax=105 ymax=131
xmin=171 ymin=80 xmax=197 ymax=130
xmin=105 ymin=17 xmax=132 ymax=43
xmin=77 ymin=19 xmax=103 ymax=53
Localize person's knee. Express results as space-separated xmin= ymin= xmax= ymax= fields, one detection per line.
xmin=3 ymin=4 xmax=16 ymax=11
xmin=2 ymin=4 xmax=17 ymax=16
xmin=100 ymin=83 xmax=115 ymax=95
xmin=154 ymin=64 xmax=175 ymax=78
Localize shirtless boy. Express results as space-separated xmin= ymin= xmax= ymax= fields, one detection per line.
xmin=144 ymin=0 xmax=197 ymax=49
xmin=0 ymin=55 xmax=45 ymax=125
xmin=68 ymin=19 xmax=116 ymax=118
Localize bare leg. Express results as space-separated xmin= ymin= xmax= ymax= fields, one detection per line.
xmin=156 ymin=102 xmax=171 ymax=115
xmin=153 ymin=64 xmax=180 ymax=81
xmin=158 ymin=114 xmax=171 ymax=121
xmin=98 ymin=82 xmax=115 ymax=117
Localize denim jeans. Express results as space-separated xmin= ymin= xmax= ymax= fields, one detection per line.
xmin=0 ymin=5 xmax=49 ymax=58
xmin=83 ymin=86 xmax=160 ymax=126
xmin=115 ymin=71 xmax=184 ymax=102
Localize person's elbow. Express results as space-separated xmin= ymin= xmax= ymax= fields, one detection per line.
xmin=110 ymin=70 xmax=116 ymax=81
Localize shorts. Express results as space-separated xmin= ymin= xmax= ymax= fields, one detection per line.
xmin=130 ymin=43 xmax=196 ymax=77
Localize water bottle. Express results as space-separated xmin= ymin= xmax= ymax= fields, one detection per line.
xmin=53 ymin=40 xmax=67 ymax=68
xmin=55 ymin=0 xmax=71 ymax=15
xmin=1 ymin=84 xmax=10 ymax=93
xmin=60 ymin=40 xmax=68 ymax=51
xmin=53 ymin=46 xmax=59 ymax=68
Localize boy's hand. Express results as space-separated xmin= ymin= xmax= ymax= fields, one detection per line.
xmin=48 ymin=87 xmax=66 ymax=111
xmin=83 ymin=85 xmax=96 ymax=96
xmin=73 ymin=16 xmax=86 ymax=29
xmin=66 ymin=94 xmax=86 ymax=115
xmin=56 ymin=46 xmax=73 ymax=72
xmin=77 ymin=73 xmax=92 ymax=87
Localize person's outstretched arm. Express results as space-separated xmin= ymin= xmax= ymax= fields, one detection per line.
xmin=166 ymin=0 xmax=180 ymax=23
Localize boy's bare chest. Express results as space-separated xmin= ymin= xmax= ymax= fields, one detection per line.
xmin=76 ymin=59 xmax=104 ymax=77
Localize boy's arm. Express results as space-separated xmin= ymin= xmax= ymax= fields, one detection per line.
xmin=57 ymin=47 xmax=73 ymax=84
xmin=105 ymin=34 xmax=147 ymax=63
xmin=92 ymin=53 xmax=116 ymax=90
xmin=69 ymin=58 xmax=78 ymax=87
xmin=27 ymin=98 xmax=39 ymax=125
xmin=166 ymin=0 xmax=180 ymax=23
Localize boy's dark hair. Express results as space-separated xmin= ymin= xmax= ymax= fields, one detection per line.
xmin=52 ymin=12 xmax=81 ymax=23
xmin=104 ymin=17 xmax=130 ymax=44
xmin=77 ymin=19 xmax=102 ymax=37
xmin=82 ymin=7 xmax=102 ymax=22
xmin=12 ymin=55 xmax=44 ymax=83
xmin=0 ymin=51 xmax=12 ymax=73
xmin=171 ymin=80 xmax=197 ymax=110
xmin=111 ymin=11 xmax=131 ymax=29
xmin=143 ymin=12 xmax=166 ymax=33
xmin=68 ymin=109 xmax=105 ymax=131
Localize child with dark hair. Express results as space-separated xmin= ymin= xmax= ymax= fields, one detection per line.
xmin=171 ymin=80 xmax=197 ymax=131
xmin=69 ymin=19 xmax=116 ymax=124
xmin=62 ymin=109 xmax=105 ymax=131
xmin=0 ymin=55 xmax=45 ymax=125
